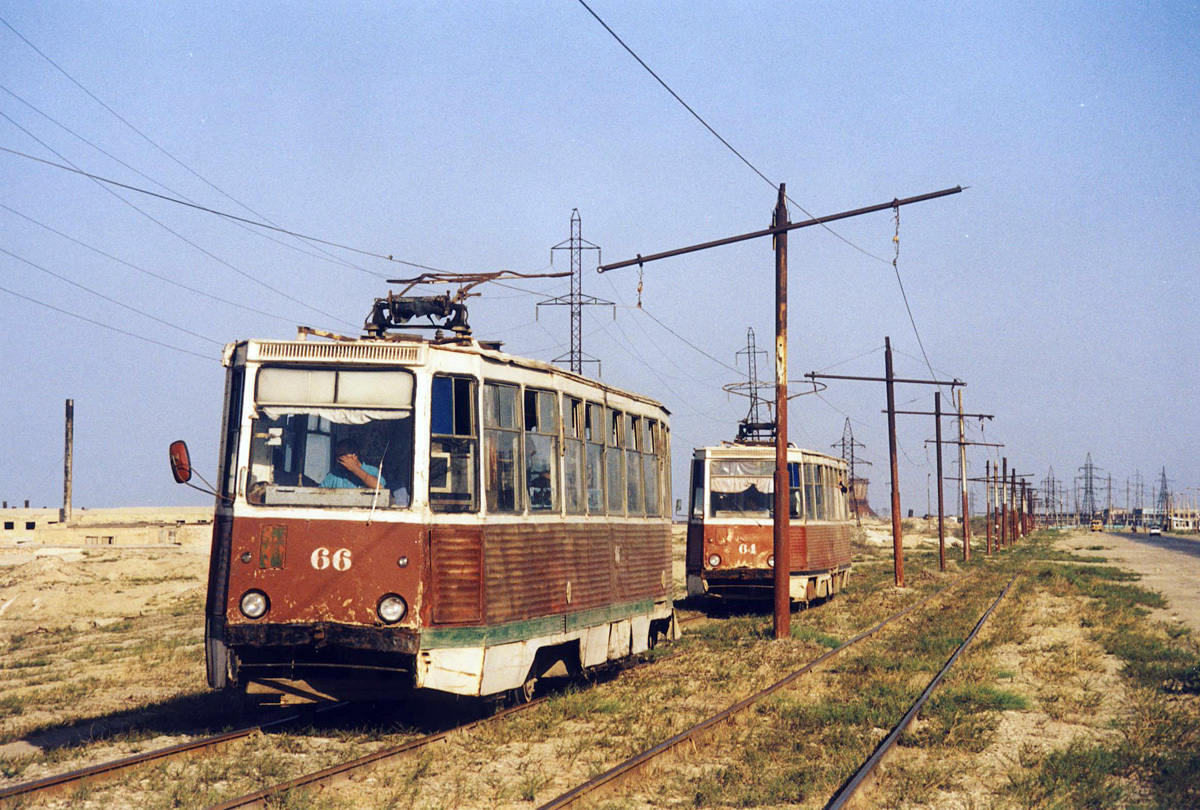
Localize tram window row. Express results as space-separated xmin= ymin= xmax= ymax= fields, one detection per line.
xmin=432 ymin=374 xmax=670 ymax=518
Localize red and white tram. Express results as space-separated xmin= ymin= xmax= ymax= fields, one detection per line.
xmin=685 ymin=443 xmax=852 ymax=603
xmin=172 ymin=294 xmax=676 ymax=703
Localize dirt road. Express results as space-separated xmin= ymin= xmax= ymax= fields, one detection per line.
xmin=1061 ymin=529 xmax=1200 ymax=632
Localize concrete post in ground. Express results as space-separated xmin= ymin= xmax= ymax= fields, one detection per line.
xmin=61 ymin=398 xmax=74 ymax=525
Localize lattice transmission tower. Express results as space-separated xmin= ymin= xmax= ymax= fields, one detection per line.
xmin=1077 ymin=453 xmax=1100 ymax=519
xmin=722 ymin=327 xmax=775 ymax=443
xmin=538 ymin=209 xmax=612 ymax=375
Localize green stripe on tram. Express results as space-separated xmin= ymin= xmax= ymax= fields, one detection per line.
xmin=420 ymin=598 xmax=657 ymax=649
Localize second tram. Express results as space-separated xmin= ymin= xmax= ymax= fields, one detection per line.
xmin=686 ymin=442 xmax=853 ymax=603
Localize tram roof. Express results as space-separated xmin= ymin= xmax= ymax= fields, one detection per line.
xmin=225 ymin=335 xmax=669 ymax=415
xmin=694 ymin=442 xmax=845 ymax=467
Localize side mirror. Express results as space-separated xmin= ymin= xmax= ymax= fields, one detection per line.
xmin=675 ymin=498 xmax=683 ymax=515
xmin=169 ymin=440 xmax=193 ymax=484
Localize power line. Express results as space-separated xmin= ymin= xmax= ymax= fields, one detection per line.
xmin=0 ymin=14 xmax=403 ymax=277
xmin=577 ymin=1 xmax=951 ymax=404
xmin=0 ymin=201 xmax=297 ymax=325
xmin=631 ymin=305 xmax=741 ymax=375
xmin=0 ymin=83 xmax=380 ymax=277
xmin=0 ymin=283 xmax=214 ymax=361
xmin=574 ymin=0 xmax=889 ymax=265
xmin=0 ymin=245 xmax=223 ymax=346
xmin=0 ymin=144 xmax=441 ymax=272
xmin=0 ymin=113 xmax=353 ymax=329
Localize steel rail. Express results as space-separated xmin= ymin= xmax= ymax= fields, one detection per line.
xmin=204 ymin=646 xmax=687 ymax=810
xmin=0 ymin=703 xmax=344 ymax=802
xmin=535 ymin=573 xmax=978 ymax=810
xmin=824 ymin=571 xmax=1021 ymax=809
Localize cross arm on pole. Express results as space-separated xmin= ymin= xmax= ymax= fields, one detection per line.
xmin=889 ymin=410 xmax=993 ymax=419
xmin=807 ymin=372 xmax=964 ymax=387
xmin=924 ymin=440 xmax=1005 ymax=447
xmin=597 ymin=186 xmax=965 ymax=272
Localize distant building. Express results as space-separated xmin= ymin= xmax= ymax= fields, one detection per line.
xmin=850 ymin=477 xmax=875 ymax=518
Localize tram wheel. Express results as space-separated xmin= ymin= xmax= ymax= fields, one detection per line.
xmin=510 ymin=675 xmax=537 ymax=705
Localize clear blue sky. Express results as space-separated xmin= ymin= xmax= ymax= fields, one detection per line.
xmin=2 ymin=2 xmax=1196 ymax=514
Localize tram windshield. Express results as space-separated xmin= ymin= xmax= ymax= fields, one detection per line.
xmin=246 ymin=367 xmax=414 ymax=508
xmin=707 ymin=459 xmax=804 ymax=518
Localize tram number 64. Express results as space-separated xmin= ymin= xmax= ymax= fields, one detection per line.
xmin=738 ymin=543 xmax=757 ymax=555
xmin=311 ymin=547 xmax=352 ymax=571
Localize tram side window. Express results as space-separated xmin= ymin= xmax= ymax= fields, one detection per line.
xmin=607 ymin=409 xmax=625 ymax=515
xmin=689 ymin=459 xmax=705 ymax=519
xmin=625 ymin=414 xmax=644 ymax=515
xmin=430 ymin=375 xmax=479 ymax=513
xmin=562 ymin=397 xmax=586 ymax=515
xmin=803 ymin=463 xmax=818 ymax=520
xmin=642 ymin=420 xmax=660 ymax=516
xmin=788 ymin=462 xmax=803 ymax=518
xmin=221 ymin=368 xmax=245 ymax=498
xmin=525 ymin=388 xmax=559 ymax=512
xmin=484 ymin=383 xmax=521 ymax=513
xmin=584 ymin=403 xmax=606 ymax=514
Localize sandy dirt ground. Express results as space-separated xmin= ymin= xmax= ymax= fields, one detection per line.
xmin=1061 ymin=529 xmax=1200 ymax=632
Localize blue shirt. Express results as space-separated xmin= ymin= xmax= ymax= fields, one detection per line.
xmin=322 ymin=463 xmax=385 ymax=489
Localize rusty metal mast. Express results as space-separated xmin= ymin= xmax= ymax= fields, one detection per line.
xmin=598 ymin=184 xmax=963 ymax=638
xmin=539 ymin=209 xmax=611 ymax=374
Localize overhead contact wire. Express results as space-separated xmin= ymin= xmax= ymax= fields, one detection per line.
xmin=0 ymin=15 xmax=409 ymax=275
xmin=0 ymin=284 xmax=213 ymax=361
xmin=0 ymin=115 xmax=352 ymax=329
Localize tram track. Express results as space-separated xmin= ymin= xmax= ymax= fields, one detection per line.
xmin=0 ymin=703 xmax=345 ymax=804
xmin=203 ymin=648 xmax=684 ymax=810
xmin=535 ymin=571 xmax=982 ymax=810
xmin=824 ymin=571 xmax=1021 ymax=809
xmin=1 ymin=614 xmax=701 ymax=808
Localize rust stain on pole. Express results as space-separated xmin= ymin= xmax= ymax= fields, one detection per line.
xmin=62 ymin=398 xmax=73 ymax=525
xmin=1000 ymin=457 xmax=1008 ymax=549
xmin=773 ymin=184 xmax=791 ymax=639
xmin=935 ymin=392 xmax=945 ymax=572
xmin=885 ymin=337 xmax=903 ymax=588
xmin=986 ymin=459 xmax=993 ymax=555
xmin=958 ymin=390 xmax=970 ymax=561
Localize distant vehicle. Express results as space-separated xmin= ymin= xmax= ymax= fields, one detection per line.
xmin=1149 ymin=525 xmax=1163 ymax=536
xmin=686 ymin=443 xmax=852 ymax=604
xmin=1090 ymin=519 xmax=1103 ymax=532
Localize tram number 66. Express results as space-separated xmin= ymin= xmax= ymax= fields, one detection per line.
xmin=311 ymin=547 xmax=352 ymax=571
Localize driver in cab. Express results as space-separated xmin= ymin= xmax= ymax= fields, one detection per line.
xmin=323 ymin=439 xmax=385 ymax=490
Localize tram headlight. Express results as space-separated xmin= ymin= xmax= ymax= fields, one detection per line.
xmin=768 ymin=555 xmax=775 ymax=567
xmin=377 ymin=594 xmax=408 ymax=624
xmin=707 ymin=554 xmax=722 ymax=568
xmin=239 ymin=590 xmax=269 ymax=619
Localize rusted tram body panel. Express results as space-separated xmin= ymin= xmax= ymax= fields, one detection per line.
xmin=480 ymin=523 xmax=669 ymax=625
xmin=223 ymin=517 xmax=424 ymax=627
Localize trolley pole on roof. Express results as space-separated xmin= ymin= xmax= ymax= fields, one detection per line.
xmin=596 ymin=184 xmax=963 ymax=637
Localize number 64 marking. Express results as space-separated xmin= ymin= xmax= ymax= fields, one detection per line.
xmin=311 ymin=547 xmax=352 ymax=571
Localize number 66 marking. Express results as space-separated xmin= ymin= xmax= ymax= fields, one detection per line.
xmin=311 ymin=547 xmax=352 ymax=571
